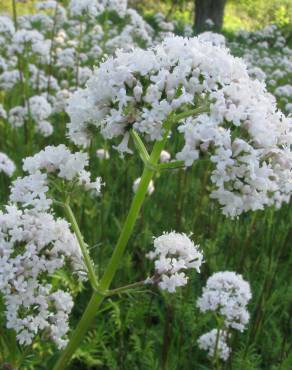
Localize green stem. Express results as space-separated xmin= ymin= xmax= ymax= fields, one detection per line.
xmin=173 ymin=104 xmax=209 ymax=122
xmin=53 ymin=107 xmax=206 ymax=369
xmin=63 ymin=201 xmax=99 ymax=291
xmin=53 ymin=128 xmax=169 ymax=370
xmin=213 ymin=327 xmax=221 ymax=370
xmin=23 ymin=50 xmax=34 ymax=154
xmin=53 ymin=171 xmax=153 ymax=369
xmin=47 ymin=2 xmax=59 ymax=97
xmin=75 ymin=21 xmax=83 ymax=87
xmin=11 ymin=0 xmax=18 ymax=30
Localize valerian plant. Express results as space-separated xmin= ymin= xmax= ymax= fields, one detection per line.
xmin=1 ymin=28 xmax=292 ymax=369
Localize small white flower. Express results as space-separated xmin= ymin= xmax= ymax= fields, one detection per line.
xmin=133 ymin=178 xmax=154 ymax=195
xmin=96 ymin=148 xmax=110 ymax=160
xmin=160 ymin=150 xmax=171 ymax=163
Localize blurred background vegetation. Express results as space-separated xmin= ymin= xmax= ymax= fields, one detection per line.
xmin=1 ymin=0 xmax=292 ymax=33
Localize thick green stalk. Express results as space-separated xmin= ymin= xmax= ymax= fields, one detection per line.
xmin=53 ymin=107 xmax=206 ymax=369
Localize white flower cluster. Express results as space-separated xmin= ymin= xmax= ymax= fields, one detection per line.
xmin=102 ymin=0 xmax=128 ymax=15
xmin=36 ymin=0 xmax=67 ymax=26
xmin=68 ymin=35 xmax=292 ymax=217
xmin=150 ymin=12 xmax=175 ymax=43
xmin=69 ymin=0 xmax=99 ymax=18
xmin=29 ymin=95 xmax=53 ymax=136
xmin=10 ymin=172 xmax=50 ymax=211
xmin=10 ymin=145 xmax=103 ymax=211
xmin=229 ymin=26 xmax=292 ymax=115
xmin=7 ymin=95 xmax=53 ymax=137
xmin=197 ymin=271 xmax=252 ymax=332
xmin=197 ymin=329 xmax=230 ymax=361
xmin=275 ymin=85 xmax=292 ymax=99
xmin=198 ymin=31 xmax=226 ymax=47
xmin=69 ymin=0 xmax=128 ymax=18
xmin=69 ymin=36 xmax=236 ymax=147
xmin=8 ymin=106 xmax=27 ymax=128
xmin=146 ymin=232 xmax=203 ymax=293
xmin=0 ymin=205 xmax=84 ymax=348
xmin=0 ymin=152 xmax=16 ymax=177
xmin=153 ymin=13 xmax=175 ymax=33
xmin=0 ymin=147 xmax=102 ymax=349
xmin=197 ymin=271 xmax=251 ymax=361
xmin=11 ymin=29 xmax=51 ymax=62
xmin=105 ymin=9 xmax=153 ymax=52
xmin=178 ymin=93 xmax=292 ymax=217
xmin=0 ymin=15 xmax=15 ymax=37
xmin=237 ymin=25 xmax=286 ymax=49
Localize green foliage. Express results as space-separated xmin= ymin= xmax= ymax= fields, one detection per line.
xmin=227 ymin=0 xmax=292 ymax=30
xmin=0 ymin=0 xmax=36 ymax=15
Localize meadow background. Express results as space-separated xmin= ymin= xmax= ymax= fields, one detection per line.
xmin=0 ymin=0 xmax=292 ymax=369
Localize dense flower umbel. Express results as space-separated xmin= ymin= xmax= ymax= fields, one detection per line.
xmin=0 ymin=205 xmax=84 ymax=348
xmin=198 ymin=329 xmax=230 ymax=361
xmin=67 ymin=36 xmax=292 ymax=217
xmin=197 ymin=271 xmax=252 ymax=332
xmin=10 ymin=145 xmax=103 ymax=211
xmin=67 ymin=36 xmax=247 ymax=148
xmin=147 ymin=232 xmax=203 ymax=292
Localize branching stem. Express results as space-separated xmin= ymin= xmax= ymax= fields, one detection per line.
xmin=53 ymin=105 xmax=207 ymax=369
